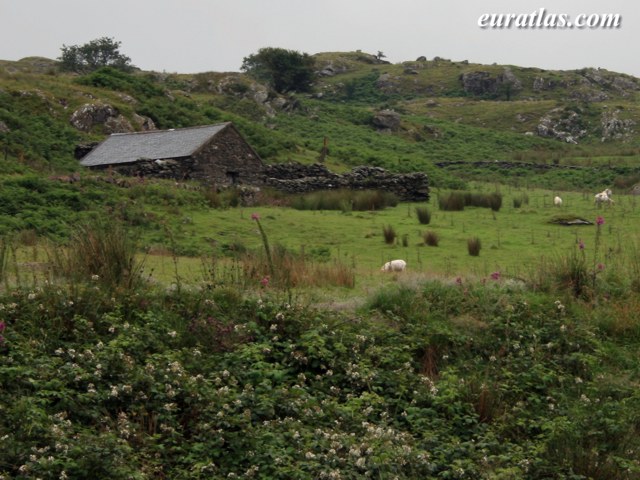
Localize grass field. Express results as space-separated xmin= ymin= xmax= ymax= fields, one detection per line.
xmin=120 ymin=184 xmax=638 ymax=294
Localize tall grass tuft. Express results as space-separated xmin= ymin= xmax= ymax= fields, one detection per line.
xmin=439 ymin=191 xmax=503 ymax=211
xmin=48 ymin=219 xmax=145 ymax=291
xmin=383 ymin=225 xmax=397 ymax=245
xmin=467 ymin=237 xmax=482 ymax=256
xmin=423 ymin=231 xmax=439 ymax=247
xmin=438 ymin=192 xmax=466 ymax=211
xmin=415 ymin=206 xmax=431 ymax=225
xmin=512 ymin=193 xmax=529 ymax=209
xmin=292 ymin=189 xmax=398 ymax=212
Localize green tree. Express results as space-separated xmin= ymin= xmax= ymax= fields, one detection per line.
xmin=58 ymin=37 xmax=135 ymax=74
xmin=240 ymin=47 xmax=315 ymax=94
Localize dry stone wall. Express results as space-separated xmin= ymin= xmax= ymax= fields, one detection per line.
xmin=263 ymin=163 xmax=429 ymax=201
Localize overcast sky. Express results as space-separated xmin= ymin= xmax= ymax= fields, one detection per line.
xmin=1 ymin=0 xmax=638 ymax=77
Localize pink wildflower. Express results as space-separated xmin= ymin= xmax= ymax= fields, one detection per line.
xmin=260 ymin=276 xmax=270 ymax=287
xmin=578 ymin=239 xmax=585 ymax=250
xmin=596 ymin=216 xmax=605 ymax=226
xmin=455 ymin=277 xmax=463 ymax=286
xmin=0 ymin=321 xmax=5 ymax=332
xmin=251 ymin=213 xmax=260 ymax=221
xmin=597 ymin=263 xmax=605 ymax=271
xmin=490 ymin=271 xmax=501 ymax=281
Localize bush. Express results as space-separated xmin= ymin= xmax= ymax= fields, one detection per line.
xmin=467 ymin=237 xmax=482 ymax=256
xmin=416 ymin=206 xmax=431 ymax=225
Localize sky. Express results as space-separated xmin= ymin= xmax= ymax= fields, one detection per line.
xmin=1 ymin=0 xmax=638 ymax=77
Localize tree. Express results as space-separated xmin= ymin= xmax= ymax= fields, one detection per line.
xmin=58 ymin=37 xmax=135 ymax=74
xmin=240 ymin=47 xmax=315 ymax=94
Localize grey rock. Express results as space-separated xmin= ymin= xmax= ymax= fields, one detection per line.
xmin=372 ymin=109 xmax=401 ymax=131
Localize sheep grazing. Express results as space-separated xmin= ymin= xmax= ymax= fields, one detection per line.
xmin=554 ymin=196 xmax=563 ymax=206
xmin=381 ymin=259 xmax=407 ymax=272
xmin=595 ymin=188 xmax=614 ymax=206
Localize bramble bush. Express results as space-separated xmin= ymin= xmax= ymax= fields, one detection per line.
xmin=1 ymin=260 xmax=640 ymax=478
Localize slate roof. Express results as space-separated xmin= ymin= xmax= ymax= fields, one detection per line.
xmin=80 ymin=123 xmax=231 ymax=167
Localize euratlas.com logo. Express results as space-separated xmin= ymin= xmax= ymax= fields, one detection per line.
xmin=478 ymin=8 xmax=622 ymax=29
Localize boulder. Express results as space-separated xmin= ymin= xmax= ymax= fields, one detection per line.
xmin=372 ymin=109 xmax=401 ymax=131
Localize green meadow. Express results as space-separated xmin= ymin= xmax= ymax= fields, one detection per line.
xmin=132 ymin=185 xmax=637 ymax=289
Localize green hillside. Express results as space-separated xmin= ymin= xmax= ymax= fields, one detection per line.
xmin=2 ymin=52 xmax=639 ymax=186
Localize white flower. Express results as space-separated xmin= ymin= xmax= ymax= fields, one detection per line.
xmin=168 ymin=330 xmax=177 ymax=338
xmin=91 ymin=275 xmax=100 ymax=281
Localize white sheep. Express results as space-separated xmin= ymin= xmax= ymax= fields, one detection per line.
xmin=595 ymin=189 xmax=614 ymax=206
xmin=381 ymin=259 xmax=407 ymax=272
xmin=554 ymin=196 xmax=563 ymax=206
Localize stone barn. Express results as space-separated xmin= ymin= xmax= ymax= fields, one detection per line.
xmin=79 ymin=122 xmax=265 ymax=186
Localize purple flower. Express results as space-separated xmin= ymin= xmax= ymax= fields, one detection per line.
xmin=0 ymin=321 xmax=5 ymax=332
xmin=578 ymin=239 xmax=585 ymax=250
xmin=596 ymin=216 xmax=605 ymax=226
xmin=490 ymin=271 xmax=501 ymax=281
xmin=597 ymin=263 xmax=605 ymax=271
xmin=251 ymin=213 xmax=260 ymax=221
xmin=260 ymin=276 xmax=269 ymax=287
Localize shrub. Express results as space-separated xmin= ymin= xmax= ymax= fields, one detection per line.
xmin=424 ymin=231 xmax=440 ymax=247
xmin=467 ymin=237 xmax=482 ymax=256
xmin=383 ymin=225 xmax=397 ymax=245
xmin=416 ymin=206 xmax=431 ymax=225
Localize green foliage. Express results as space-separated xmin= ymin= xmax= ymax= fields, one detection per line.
xmin=58 ymin=37 xmax=135 ymax=74
xmin=76 ymin=67 xmax=164 ymax=98
xmin=0 ymin=90 xmax=80 ymax=169
xmin=1 ymin=268 xmax=640 ymax=478
xmin=241 ymin=47 xmax=316 ymax=93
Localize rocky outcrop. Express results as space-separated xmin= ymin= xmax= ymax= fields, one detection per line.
xmin=460 ymin=68 xmax=522 ymax=98
xmin=263 ymin=163 xmax=429 ymax=201
xmin=372 ymin=109 xmax=401 ymax=131
xmin=536 ymin=108 xmax=587 ymax=144
xmin=600 ymin=109 xmax=635 ymax=142
xmin=69 ymin=103 xmax=133 ymax=133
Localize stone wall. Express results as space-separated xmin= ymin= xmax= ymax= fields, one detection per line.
xmin=263 ymin=163 xmax=430 ymax=201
